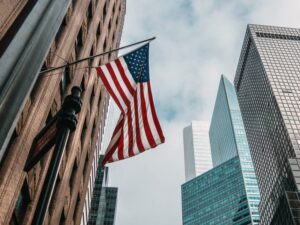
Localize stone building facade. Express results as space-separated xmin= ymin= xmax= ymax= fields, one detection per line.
xmin=0 ymin=0 xmax=125 ymax=225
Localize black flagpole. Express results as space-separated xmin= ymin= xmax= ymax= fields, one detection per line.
xmin=31 ymin=86 xmax=82 ymax=225
xmin=40 ymin=37 xmax=156 ymax=75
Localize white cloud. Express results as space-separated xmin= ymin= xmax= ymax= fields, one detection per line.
xmin=107 ymin=1 xmax=300 ymax=225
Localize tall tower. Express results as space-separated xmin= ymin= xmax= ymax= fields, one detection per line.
xmin=0 ymin=1 xmax=125 ymax=225
xmin=234 ymin=24 xmax=300 ymax=224
xmin=210 ymin=75 xmax=260 ymax=223
xmin=183 ymin=121 xmax=212 ymax=181
xmin=182 ymin=75 xmax=260 ymax=225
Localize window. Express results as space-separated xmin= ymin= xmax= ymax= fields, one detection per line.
xmin=75 ymin=27 xmax=83 ymax=58
xmin=60 ymin=66 xmax=71 ymax=99
xmin=80 ymin=76 xmax=86 ymax=92
xmin=103 ymin=39 xmax=107 ymax=51
xmin=81 ymin=119 xmax=88 ymax=147
xmin=70 ymin=163 xmax=77 ymax=192
xmin=73 ymin=194 xmax=81 ymax=220
xmin=59 ymin=211 xmax=66 ymax=225
xmin=88 ymin=47 xmax=94 ymax=67
xmin=256 ymin=32 xmax=300 ymax=41
xmin=9 ymin=180 xmax=31 ymax=225
xmin=97 ymin=24 xmax=101 ymax=37
xmin=103 ymin=2 xmax=107 ymax=17
xmin=55 ymin=16 xmax=67 ymax=45
xmin=86 ymin=2 xmax=93 ymax=27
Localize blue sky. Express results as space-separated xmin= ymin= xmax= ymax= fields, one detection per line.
xmin=104 ymin=0 xmax=300 ymax=225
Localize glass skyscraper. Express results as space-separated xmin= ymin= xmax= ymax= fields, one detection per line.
xmin=87 ymin=156 xmax=118 ymax=225
xmin=182 ymin=75 xmax=260 ymax=224
xmin=210 ymin=75 xmax=260 ymax=223
xmin=234 ymin=24 xmax=300 ymax=224
xmin=182 ymin=157 xmax=252 ymax=225
xmin=183 ymin=121 xmax=213 ymax=181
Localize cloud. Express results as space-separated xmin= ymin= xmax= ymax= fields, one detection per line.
xmin=107 ymin=1 xmax=300 ymax=225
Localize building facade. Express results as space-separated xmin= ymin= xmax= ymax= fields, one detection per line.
xmin=84 ymin=155 xmax=118 ymax=225
xmin=182 ymin=157 xmax=252 ymax=225
xmin=210 ymin=75 xmax=260 ymax=223
xmin=234 ymin=24 xmax=300 ymax=224
xmin=183 ymin=121 xmax=212 ymax=181
xmin=95 ymin=187 xmax=118 ymax=225
xmin=181 ymin=75 xmax=260 ymax=225
xmin=0 ymin=1 xmax=125 ymax=225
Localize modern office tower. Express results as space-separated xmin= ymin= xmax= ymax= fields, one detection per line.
xmin=181 ymin=76 xmax=260 ymax=225
xmin=0 ymin=1 xmax=125 ymax=225
xmin=234 ymin=24 xmax=300 ymax=224
xmin=209 ymin=75 xmax=260 ymax=223
xmin=183 ymin=121 xmax=212 ymax=181
xmin=84 ymin=155 xmax=118 ymax=225
xmin=182 ymin=157 xmax=255 ymax=225
xmin=96 ymin=187 xmax=118 ymax=225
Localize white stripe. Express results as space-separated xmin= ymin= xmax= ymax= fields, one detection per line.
xmin=112 ymin=148 xmax=119 ymax=161
xmin=131 ymin=100 xmax=140 ymax=156
xmin=111 ymin=61 xmax=135 ymax=103
xmin=143 ymin=82 xmax=161 ymax=144
xmin=122 ymin=114 xmax=129 ymax=158
xmin=101 ymin=65 xmax=127 ymax=112
xmin=105 ymin=117 xmax=123 ymax=154
xmin=136 ymin=83 xmax=151 ymax=149
xmin=119 ymin=57 xmax=136 ymax=87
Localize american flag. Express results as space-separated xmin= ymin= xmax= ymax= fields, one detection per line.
xmin=96 ymin=44 xmax=165 ymax=165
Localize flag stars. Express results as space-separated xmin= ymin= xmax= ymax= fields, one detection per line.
xmin=123 ymin=44 xmax=150 ymax=83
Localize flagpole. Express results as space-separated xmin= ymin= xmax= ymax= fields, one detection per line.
xmin=40 ymin=37 xmax=156 ymax=75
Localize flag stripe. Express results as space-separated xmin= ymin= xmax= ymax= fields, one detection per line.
xmin=102 ymin=65 xmax=127 ymax=112
xmin=115 ymin=59 xmax=135 ymax=95
xmin=102 ymin=116 xmax=124 ymax=165
xmin=140 ymin=83 xmax=156 ymax=148
xmin=143 ymin=82 xmax=162 ymax=145
xmin=111 ymin=61 xmax=134 ymax=101
xmin=147 ymin=82 xmax=165 ymax=143
xmin=127 ymin=108 xmax=134 ymax=157
xmin=136 ymin=84 xmax=152 ymax=150
xmin=119 ymin=57 xmax=136 ymax=87
xmin=107 ymin=63 xmax=131 ymax=107
xmin=96 ymin=67 xmax=124 ymax=113
xmin=134 ymin=87 xmax=145 ymax=152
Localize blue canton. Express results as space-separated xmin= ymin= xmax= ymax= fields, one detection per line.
xmin=123 ymin=44 xmax=150 ymax=83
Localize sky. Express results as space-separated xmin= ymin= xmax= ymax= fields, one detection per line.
xmin=103 ymin=1 xmax=300 ymax=225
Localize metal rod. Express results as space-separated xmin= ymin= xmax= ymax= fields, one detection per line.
xmin=40 ymin=36 xmax=156 ymax=74
xmin=31 ymin=127 xmax=70 ymax=225
xmin=31 ymin=87 xmax=82 ymax=225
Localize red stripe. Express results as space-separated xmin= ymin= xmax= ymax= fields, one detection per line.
xmin=140 ymin=83 xmax=156 ymax=148
xmin=117 ymin=129 xmax=124 ymax=160
xmin=96 ymin=67 xmax=124 ymax=113
xmin=102 ymin=116 xmax=124 ymax=166
xmin=127 ymin=108 xmax=134 ymax=157
xmin=115 ymin=59 xmax=135 ymax=95
xmin=111 ymin=115 xmax=124 ymax=137
xmin=147 ymin=82 xmax=165 ymax=143
xmin=106 ymin=64 xmax=130 ymax=107
xmin=134 ymin=88 xmax=145 ymax=152
xmin=102 ymin=139 xmax=120 ymax=166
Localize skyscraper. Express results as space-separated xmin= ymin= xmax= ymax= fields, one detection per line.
xmin=183 ymin=121 xmax=212 ymax=181
xmin=210 ymin=75 xmax=260 ymax=223
xmin=182 ymin=156 xmax=252 ymax=225
xmin=0 ymin=1 xmax=125 ymax=225
xmin=96 ymin=187 xmax=118 ymax=225
xmin=234 ymin=24 xmax=300 ymax=224
xmin=86 ymin=156 xmax=118 ymax=225
xmin=182 ymin=75 xmax=260 ymax=225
